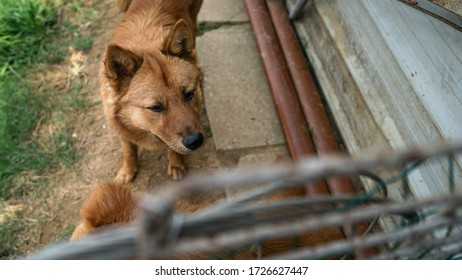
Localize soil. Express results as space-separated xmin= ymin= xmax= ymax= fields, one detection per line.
xmin=12 ymin=0 xmax=241 ymax=257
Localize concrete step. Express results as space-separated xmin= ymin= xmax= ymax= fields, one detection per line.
xmin=226 ymin=146 xmax=289 ymax=198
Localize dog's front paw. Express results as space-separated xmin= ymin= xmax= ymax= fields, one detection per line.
xmin=167 ymin=162 xmax=186 ymax=180
xmin=114 ymin=167 xmax=137 ymax=184
xmin=167 ymin=150 xmax=186 ymax=180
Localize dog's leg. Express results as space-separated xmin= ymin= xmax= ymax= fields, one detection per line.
xmin=167 ymin=149 xmax=186 ymax=180
xmin=115 ymin=139 xmax=139 ymax=184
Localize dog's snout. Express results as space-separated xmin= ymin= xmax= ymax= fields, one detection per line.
xmin=182 ymin=132 xmax=204 ymax=150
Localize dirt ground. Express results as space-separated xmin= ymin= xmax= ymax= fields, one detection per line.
xmin=13 ymin=0 xmax=242 ymax=257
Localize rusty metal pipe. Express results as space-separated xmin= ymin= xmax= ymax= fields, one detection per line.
xmin=267 ymin=1 xmax=354 ymax=197
xmin=267 ymin=0 xmax=378 ymax=259
xmin=243 ymin=0 xmax=329 ymax=196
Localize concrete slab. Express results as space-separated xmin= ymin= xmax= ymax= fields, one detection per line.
xmin=196 ymin=24 xmax=285 ymax=151
xmin=237 ymin=148 xmax=289 ymax=168
xmin=226 ymin=147 xmax=289 ymax=198
xmin=198 ymin=0 xmax=248 ymax=22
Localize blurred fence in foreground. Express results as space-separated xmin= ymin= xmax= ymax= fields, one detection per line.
xmin=28 ymin=142 xmax=462 ymax=260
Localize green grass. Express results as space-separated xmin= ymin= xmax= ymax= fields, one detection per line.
xmin=0 ymin=76 xmax=49 ymax=195
xmin=0 ymin=0 xmax=60 ymax=199
xmin=0 ymin=0 xmax=58 ymax=68
xmin=0 ymin=76 xmax=82 ymax=198
xmin=0 ymin=0 xmax=94 ymax=199
xmin=0 ymin=219 xmax=22 ymax=259
xmin=72 ymin=36 xmax=94 ymax=53
xmin=203 ymin=121 xmax=212 ymax=138
xmin=0 ymin=0 xmax=101 ymax=259
xmin=196 ymin=21 xmax=232 ymax=36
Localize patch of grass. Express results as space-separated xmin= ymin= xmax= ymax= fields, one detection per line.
xmin=0 ymin=0 xmax=103 ymax=259
xmin=82 ymin=9 xmax=100 ymax=22
xmin=49 ymin=129 xmax=81 ymax=166
xmin=0 ymin=219 xmax=22 ymax=259
xmin=0 ymin=0 xmax=96 ymax=198
xmin=44 ymin=42 xmax=69 ymax=64
xmin=196 ymin=21 xmax=231 ymax=36
xmin=69 ymin=1 xmax=84 ymax=12
xmin=72 ymin=36 xmax=93 ymax=53
xmin=0 ymin=77 xmax=81 ymax=198
xmin=0 ymin=0 xmax=59 ymax=188
xmin=203 ymin=121 xmax=212 ymax=138
xmin=66 ymin=81 xmax=93 ymax=109
xmin=0 ymin=75 xmax=49 ymax=198
xmin=0 ymin=0 xmax=58 ymax=68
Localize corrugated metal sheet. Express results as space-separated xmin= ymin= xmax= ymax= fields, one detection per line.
xmin=287 ymin=0 xmax=462 ymax=200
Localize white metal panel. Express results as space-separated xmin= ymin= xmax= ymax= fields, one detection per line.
xmin=363 ymin=0 xmax=462 ymax=143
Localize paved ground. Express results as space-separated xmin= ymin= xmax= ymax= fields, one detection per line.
xmin=197 ymin=0 xmax=288 ymax=171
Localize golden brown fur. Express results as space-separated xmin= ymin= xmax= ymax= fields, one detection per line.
xmin=70 ymin=182 xmax=138 ymax=240
xmin=101 ymin=0 xmax=205 ymax=183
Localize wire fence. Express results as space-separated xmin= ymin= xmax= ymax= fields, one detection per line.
xmin=27 ymin=142 xmax=462 ymax=259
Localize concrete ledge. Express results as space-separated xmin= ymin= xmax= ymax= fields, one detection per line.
xmin=226 ymin=147 xmax=289 ymax=198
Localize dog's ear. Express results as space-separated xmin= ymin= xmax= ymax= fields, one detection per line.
xmin=165 ymin=19 xmax=193 ymax=56
xmin=105 ymin=45 xmax=143 ymax=93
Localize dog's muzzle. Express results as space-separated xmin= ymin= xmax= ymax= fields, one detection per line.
xmin=182 ymin=132 xmax=204 ymax=150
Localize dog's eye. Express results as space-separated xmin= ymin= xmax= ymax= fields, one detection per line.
xmin=147 ymin=105 xmax=164 ymax=113
xmin=184 ymin=90 xmax=195 ymax=102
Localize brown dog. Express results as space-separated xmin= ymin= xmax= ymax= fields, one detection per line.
xmin=101 ymin=0 xmax=205 ymax=183
xmin=71 ymin=181 xmax=343 ymax=259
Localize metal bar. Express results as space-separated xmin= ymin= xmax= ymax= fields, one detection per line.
xmin=288 ymin=0 xmax=309 ymax=20
xmin=271 ymin=214 xmax=462 ymax=260
xmin=26 ymin=142 xmax=462 ymax=259
xmin=28 ymin=192 xmax=462 ymax=260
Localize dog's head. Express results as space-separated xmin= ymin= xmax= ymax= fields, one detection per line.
xmin=104 ymin=20 xmax=205 ymax=154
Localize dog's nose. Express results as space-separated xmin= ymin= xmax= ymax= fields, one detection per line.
xmin=182 ymin=132 xmax=204 ymax=150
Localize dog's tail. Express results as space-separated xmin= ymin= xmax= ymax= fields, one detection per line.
xmin=117 ymin=0 xmax=132 ymax=12
xmin=71 ymin=181 xmax=138 ymax=240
